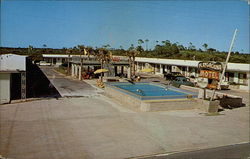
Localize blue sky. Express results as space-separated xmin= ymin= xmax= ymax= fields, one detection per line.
xmin=1 ymin=0 xmax=249 ymax=53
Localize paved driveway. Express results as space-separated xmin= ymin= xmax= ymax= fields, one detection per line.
xmin=39 ymin=66 xmax=101 ymax=97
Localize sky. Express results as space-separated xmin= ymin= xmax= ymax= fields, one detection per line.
xmin=1 ymin=0 xmax=249 ymax=53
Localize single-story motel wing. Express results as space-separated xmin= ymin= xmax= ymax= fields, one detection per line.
xmin=0 ymin=54 xmax=27 ymax=104
xmin=42 ymin=54 xmax=250 ymax=91
xmin=0 ymin=53 xmax=249 ymax=104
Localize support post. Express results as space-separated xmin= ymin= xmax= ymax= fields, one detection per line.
xmin=79 ymin=66 xmax=82 ymax=80
xmin=21 ymin=72 xmax=26 ymax=101
xmin=71 ymin=64 xmax=74 ymax=77
xmin=160 ymin=64 xmax=163 ymax=74
xmin=121 ymin=66 xmax=124 ymax=75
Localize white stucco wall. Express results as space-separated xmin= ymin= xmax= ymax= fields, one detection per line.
xmin=0 ymin=54 xmax=26 ymax=71
xmin=0 ymin=73 xmax=10 ymax=104
xmin=135 ymin=57 xmax=250 ymax=72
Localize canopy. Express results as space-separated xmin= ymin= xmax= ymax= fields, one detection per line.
xmin=94 ymin=69 xmax=109 ymax=74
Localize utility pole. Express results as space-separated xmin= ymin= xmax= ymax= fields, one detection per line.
xmin=210 ymin=29 xmax=238 ymax=101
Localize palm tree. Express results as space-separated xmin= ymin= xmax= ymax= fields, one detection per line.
xmin=28 ymin=45 xmax=33 ymax=53
xmin=188 ymin=42 xmax=196 ymax=51
xmin=145 ymin=39 xmax=149 ymax=51
xmin=126 ymin=49 xmax=140 ymax=78
xmin=155 ymin=40 xmax=159 ymax=46
xmin=138 ymin=39 xmax=144 ymax=48
xmin=77 ymin=45 xmax=86 ymax=79
xmin=128 ymin=44 xmax=135 ymax=50
xmin=96 ymin=48 xmax=112 ymax=82
xmin=43 ymin=44 xmax=47 ymax=48
xmin=66 ymin=48 xmax=73 ymax=75
xmin=202 ymin=43 xmax=208 ymax=51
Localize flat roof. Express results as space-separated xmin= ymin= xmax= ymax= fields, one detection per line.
xmin=0 ymin=54 xmax=27 ymax=71
xmin=41 ymin=54 xmax=249 ymax=72
xmin=135 ymin=57 xmax=250 ymax=72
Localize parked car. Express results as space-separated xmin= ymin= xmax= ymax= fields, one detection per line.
xmin=164 ymin=72 xmax=183 ymax=80
xmin=170 ymin=76 xmax=195 ymax=87
xmin=39 ymin=61 xmax=51 ymax=66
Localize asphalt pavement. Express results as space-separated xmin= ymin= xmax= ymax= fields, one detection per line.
xmin=136 ymin=143 xmax=250 ymax=159
xmin=39 ymin=66 xmax=101 ymax=97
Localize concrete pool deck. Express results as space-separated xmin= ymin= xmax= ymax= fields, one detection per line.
xmin=0 ymin=96 xmax=249 ymax=159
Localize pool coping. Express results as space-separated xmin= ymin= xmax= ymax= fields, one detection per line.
xmin=105 ymin=82 xmax=198 ymax=101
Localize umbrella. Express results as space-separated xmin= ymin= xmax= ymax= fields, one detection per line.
xmin=94 ymin=69 xmax=109 ymax=74
xmin=140 ymin=68 xmax=154 ymax=73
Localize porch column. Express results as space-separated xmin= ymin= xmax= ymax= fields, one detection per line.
xmin=75 ymin=64 xmax=78 ymax=78
xmin=71 ymin=64 xmax=74 ymax=77
xmin=127 ymin=67 xmax=131 ymax=79
xmin=121 ymin=66 xmax=124 ymax=75
xmin=160 ymin=64 xmax=163 ymax=74
xmin=186 ymin=66 xmax=189 ymax=77
xmin=233 ymin=72 xmax=239 ymax=83
xmin=79 ymin=66 xmax=82 ymax=80
xmin=114 ymin=66 xmax=118 ymax=76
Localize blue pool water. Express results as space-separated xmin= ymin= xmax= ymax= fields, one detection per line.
xmin=108 ymin=82 xmax=197 ymax=100
xmin=116 ymin=83 xmax=185 ymax=96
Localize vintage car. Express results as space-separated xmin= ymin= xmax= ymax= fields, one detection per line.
xmin=170 ymin=76 xmax=195 ymax=87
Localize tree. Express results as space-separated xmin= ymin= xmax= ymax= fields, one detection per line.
xmin=154 ymin=41 xmax=179 ymax=57
xmin=138 ymin=39 xmax=144 ymax=47
xmin=43 ymin=44 xmax=47 ymax=48
xmin=128 ymin=44 xmax=135 ymax=50
xmin=103 ymin=44 xmax=111 ymax=49
xmin=188 ymin=42 xmax=196 ymax=51
xmin=28 ymin=45 xmax=34 ymax=54
xmin=96 ymin=48 xmax=112 ymax=82
xmin=77 ymin=45 xmax=86 ymax=80
xmin=66 ymin=48 xmax=73 ymax=75
xmin=207 ymin=48 xmax=216 ymax=52
xmin=145 ymin=39 xmax=149 ymax=51
xmin=126 ymin=49 xmax=140 ymax=78
xmin=28 ymin=45 xmax=43 ymax=63
xmin=202 ymin=43 xmax=208 ymax=51
xmin=136 ymin=45 xmax=144 ymax=52
xmin=177 ymin=44 xmax=185 ymax=50
xmin=164 ymin=40 xmax=171 ymax=46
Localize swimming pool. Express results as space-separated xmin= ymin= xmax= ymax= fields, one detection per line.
xmin=105 ymin=82 xmax=198 ymax=111
xmin=107 ymin=82 xmax=197 ymax=100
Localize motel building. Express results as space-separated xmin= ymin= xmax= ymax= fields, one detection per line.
xmin=42 ymin=54 xmax=250 ymax=91
xmin=0 ymin=54 xmax=27 ymax=104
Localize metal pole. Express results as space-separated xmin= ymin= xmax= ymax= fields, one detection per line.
xmin=210 ymin=29 xmax=238 ymax=101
